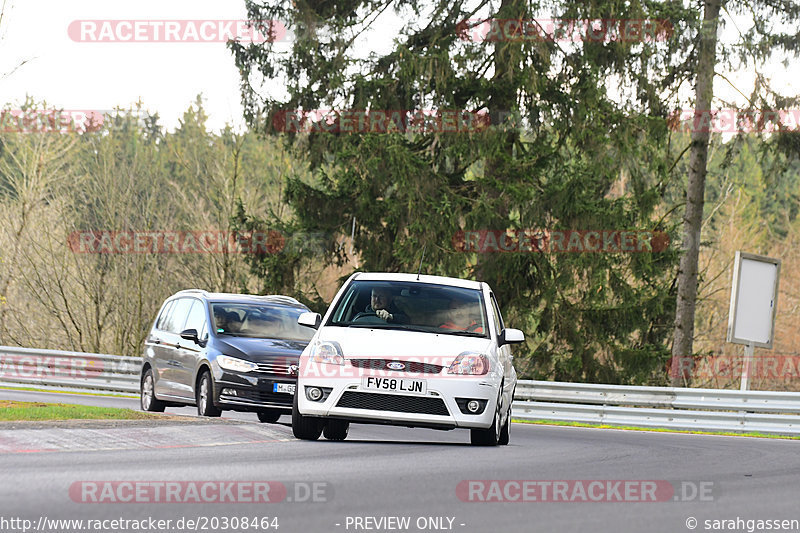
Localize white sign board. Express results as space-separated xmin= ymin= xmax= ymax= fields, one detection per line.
xmin=727 ymin=251 xmax=780 ymax=348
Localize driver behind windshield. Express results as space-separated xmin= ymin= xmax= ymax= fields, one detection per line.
xmin=365 ymin=287 xmax=409 ymax=324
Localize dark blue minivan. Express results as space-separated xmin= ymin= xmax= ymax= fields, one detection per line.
xmin=140 ymin=290 xmax=315 ymax=422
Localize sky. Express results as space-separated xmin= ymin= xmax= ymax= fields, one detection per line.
xmin=0 ymin=0 xmax=796 ymax=134
xmin=0 ymin=0 xmax=253 ymax=132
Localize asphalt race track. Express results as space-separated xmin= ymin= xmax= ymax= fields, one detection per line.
xmin=1 ymin=388 xmax=799 ymax=533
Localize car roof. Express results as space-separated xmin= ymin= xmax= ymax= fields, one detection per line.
xmin=351 ymin=272 xmax=484 ymax=290
xmin=171 ymin=290 xmax=306 ymax=308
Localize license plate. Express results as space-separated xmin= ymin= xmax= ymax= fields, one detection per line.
xmin=362 ymin=376 xmax=426 ymax=395
xmin=273 ymin=383 xmax=296 ymax=394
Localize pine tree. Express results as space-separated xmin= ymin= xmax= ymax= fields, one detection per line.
xmin=231 ymin=0 xmax=688 ymax=382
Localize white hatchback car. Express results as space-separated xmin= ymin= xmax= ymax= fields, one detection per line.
xmin=293 ymin=272 xmax=523 ymax=445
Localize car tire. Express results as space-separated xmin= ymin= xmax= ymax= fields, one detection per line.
xmin=499 ymin=385 xmax=513 ymax=445
xmin=470 ymin=391 xmax=502 ymax=446
xmin=292 ymin=390 xmax=322 ymax=440
xmin=196 ymin=371 xmax=222 ymax=417
xmin=322 ymin=419 xmax=349 ymax=441
xmin=257 ymin=409 xmax=283 ymax=423
xmin=140 ymin=368 xmax=166 ymax=412
xmin=498 ymin=405 xmax=511 ymax=445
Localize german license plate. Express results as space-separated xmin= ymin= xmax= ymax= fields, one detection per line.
xmin=362 ymin=376 xmax=426 ymax=395
xmin=273 ymin=383 xmax=296 ymax=394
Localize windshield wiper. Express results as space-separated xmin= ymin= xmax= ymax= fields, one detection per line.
xmin=347 ymin=324 xmax=451 ymax=335
xmin=346 ymin=323 xmax=412 ymax=330
xmin=439 ymin=330 xmax=486 ymax=337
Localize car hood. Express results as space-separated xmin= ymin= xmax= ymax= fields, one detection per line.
xmin=316 ymin=327 xmax=493 ymax=362
xmin=215 ymin=336 xmax=307 ymax=361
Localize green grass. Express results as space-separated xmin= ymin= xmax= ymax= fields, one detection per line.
xmin=512 ymin=418 xmax=800 ymax=440
xmin=0 ymin=400 xmax=164 ymax=421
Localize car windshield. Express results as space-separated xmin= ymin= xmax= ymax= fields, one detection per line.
xmin=211 ymin=303 xmax=315 ymax=342
xmin=326 ymin=280 xmax=489 ymax=338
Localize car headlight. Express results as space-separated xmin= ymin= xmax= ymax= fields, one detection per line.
xmin=309 ymin=341 xmax=344 ymax=365
xmin=217 ymin=355 xmax=258 ymax=373
xmin=447 ymin=352 xmax=489 ymax=375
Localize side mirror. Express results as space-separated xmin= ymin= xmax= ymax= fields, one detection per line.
xmin=180 ymin=328 xmax=200 ymax=344
xmin=499 ymin=328 xmax=525 ymax=347
xmin=298 ymin=312 xmax=322 ymax=330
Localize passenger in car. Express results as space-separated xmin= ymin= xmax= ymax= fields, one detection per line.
xmin=439 ymin=297 xmax=484 ymax=333
xmin=244 ymin=314 xmax=282 ymax=337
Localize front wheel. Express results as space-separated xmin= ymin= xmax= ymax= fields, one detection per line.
xmin=140 ymin=368 xmax=166 ymax=412
xmin=499 ymin=385 xmax=514 ymax=445
xmin=257 ymin=409 xmax=283 ymax=423
xmin=470 ymin=392 xmax=502 ymax=446
xmin=196 ymin=371 xmax=222 ymax=417
xmin=498 ymin=405 xmax=511 ymax=445
xmin=323 ymin=419 xmax=349 ymax=441
xmin=292 ymin=390 xmax=323 ymax=440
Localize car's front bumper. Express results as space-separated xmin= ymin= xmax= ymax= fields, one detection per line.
xmin=213 ymin=368 xmax=297 ymax=411
xmin=296 ymin=369 xmax=502 ymax=429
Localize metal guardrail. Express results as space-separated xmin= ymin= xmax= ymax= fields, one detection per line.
xmin=2 ymin=345 xmax=800 ymax=435
xmin=514 ymin=380 xmax=800 ymax=435
xmin=0 ymin=346 xmax=140 ymax=394
xmin=514 ymin=380 xmax=800 ymax=413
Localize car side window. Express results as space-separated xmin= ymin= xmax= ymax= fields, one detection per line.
xmin=333 ymin=286 xmax=358 ymax=322
xmin=490 ymin=294 xmax=504 ymax=336
xmin=184 ymin=299 xmax=207 ymax=337
xmin=155 ymin=300 xmax=175 ymax=331
xmin=163 ymin=298 xmax=193 ymax=334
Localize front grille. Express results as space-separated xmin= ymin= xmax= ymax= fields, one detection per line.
xmin=336 ymin=391 xmax=449 ymax=416
xmin=254 ymin=361 xmax=297 ymax=375
xmin=349 ymin=359 xmax=444 ymax=374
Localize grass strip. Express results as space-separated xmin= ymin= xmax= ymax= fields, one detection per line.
xmin=512 ymin=418 xmax=800 ymax=440
xmin=0 ymin=400 xmax=163 ymax=421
